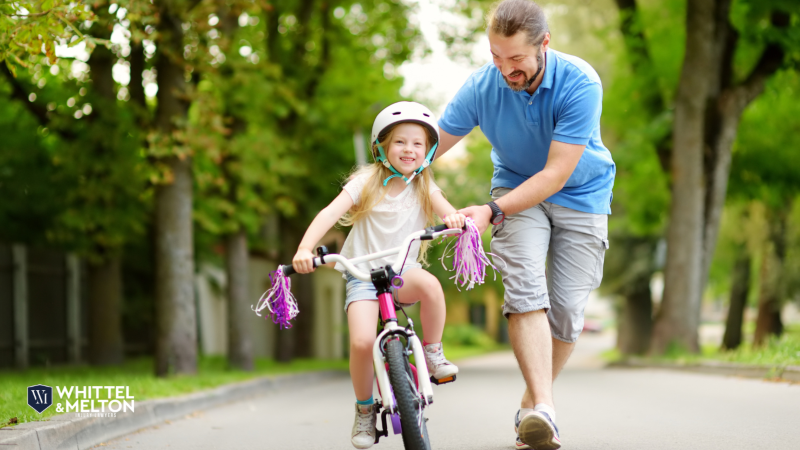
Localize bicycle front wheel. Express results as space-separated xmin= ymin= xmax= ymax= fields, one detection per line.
xmin=385 ymin=337 xmax=431 ymax=450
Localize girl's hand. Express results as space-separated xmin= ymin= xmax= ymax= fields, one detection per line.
xmin=293 ymin=248 xmax=316 ymax=274
xmin=444 ymin=213 xmax=466 ymax=230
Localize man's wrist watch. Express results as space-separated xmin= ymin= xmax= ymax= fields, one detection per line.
xmin=486 ymin=201 xmax=505 ymax=225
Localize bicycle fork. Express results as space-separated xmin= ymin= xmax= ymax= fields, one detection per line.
xmin=373 ymin=322 xmax=434 ymax=413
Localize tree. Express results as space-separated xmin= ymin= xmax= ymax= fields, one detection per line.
xmin=189 ymin=0 xmax=292 ymax=370
xmin=610 ymin=0 xmax=798 ymax=354
xmin=650 ymin=0 xmax=716 ymax=354
xmin=151 ymin=0 xmax=201 ymax=376
xmin=726 ymin=70 xmax=800 ymax=346
xmin=717 ymin=204 xmax=752 ymax=350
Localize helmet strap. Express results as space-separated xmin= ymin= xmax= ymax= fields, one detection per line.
xmin=376 ymin=143 xmax=407 ymax=186
xmin=403 ymin=142 xmax=438 ymax=185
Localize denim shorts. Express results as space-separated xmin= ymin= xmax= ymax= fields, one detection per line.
xmin=344 ymin=268 xmax=417 ymax=312
xmin=490 ymin=188 xmax=609 ymax=343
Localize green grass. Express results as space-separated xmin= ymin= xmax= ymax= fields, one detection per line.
xmin=703 ymin=326 xmax=800 ymax=366
xmin=0 ymin=356 xmax=348 ymax=426
xmin=604 ymin=324 xmax=800 ymax=368
xmin=441 ymin=343 xmax=510 ymax=362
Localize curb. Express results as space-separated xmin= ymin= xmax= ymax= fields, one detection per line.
xmin=608 ymin=358 xmax=800 ymax=382
xmin=0 ymin=370 xmax=346 ymax=450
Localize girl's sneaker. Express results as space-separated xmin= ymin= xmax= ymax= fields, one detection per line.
xmin=351 ymin=403 xmax=377 ymax=449
xmin=423 ymin=342 xmax=459 ymax=381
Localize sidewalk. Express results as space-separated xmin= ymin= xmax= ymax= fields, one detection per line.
xmin=0 ymin=371 xmax=346 ymax=450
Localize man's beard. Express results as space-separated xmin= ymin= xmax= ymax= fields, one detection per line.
xmin=503 ymin=50 xmax=544 ymax=92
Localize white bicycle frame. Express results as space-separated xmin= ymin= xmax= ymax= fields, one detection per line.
xmin=298 ymin=226 xmax=462 ymax=412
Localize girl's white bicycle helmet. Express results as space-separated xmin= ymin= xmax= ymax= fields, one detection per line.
xmin=371 ymin=102 xmax=440 ymax=186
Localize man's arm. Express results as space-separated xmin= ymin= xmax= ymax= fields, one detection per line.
xmin=434 ymin=128 xmax=467 ymax=160
xmin=459 ymin=140 xmax=586 ymax=233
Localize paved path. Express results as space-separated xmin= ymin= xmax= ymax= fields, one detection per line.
xmin=95 ymin=332 xmax=800 ymax=449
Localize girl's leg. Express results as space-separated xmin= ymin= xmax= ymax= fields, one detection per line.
xmin=347 ymin=300 xmax=380 ymax=401
xmin=395 ymin=268 xmax=446 ymax=344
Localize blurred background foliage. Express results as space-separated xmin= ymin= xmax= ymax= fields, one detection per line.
xmin=1 ymin=0 xmax=800 ymax=378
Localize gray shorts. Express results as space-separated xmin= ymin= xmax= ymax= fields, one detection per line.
xmin=490 ymin=188 xmax=609 ymax=343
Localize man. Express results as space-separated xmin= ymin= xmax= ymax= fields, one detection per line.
xmin=435 ymin=1 xmax=615 ymax=449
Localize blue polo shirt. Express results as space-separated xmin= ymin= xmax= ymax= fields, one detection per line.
xmin=439 ymin=49 xmax=615 ymax=215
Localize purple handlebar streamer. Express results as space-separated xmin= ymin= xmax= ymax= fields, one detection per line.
xmin=251 ymin=268 xmax=300 ymax=329
xmin=441 ymin=218 xmax=503 ymax=290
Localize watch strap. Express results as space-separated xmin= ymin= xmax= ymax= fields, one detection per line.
xmin=486 ymin=201 xmax=503 ymax=223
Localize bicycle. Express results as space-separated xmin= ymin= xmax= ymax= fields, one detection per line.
xmin=279 ymin=223 xmax=461 ymax=450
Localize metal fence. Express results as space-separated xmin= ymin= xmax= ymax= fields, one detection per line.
xmin=0 ymin=243 xmax=87 ymax=369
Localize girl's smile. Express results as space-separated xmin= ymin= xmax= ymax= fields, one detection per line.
xmin=386 ymin=123 xmax=428 ymax=177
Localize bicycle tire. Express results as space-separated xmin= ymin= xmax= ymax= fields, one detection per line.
xmin=386 ymin=337 xmax=432 ymax=450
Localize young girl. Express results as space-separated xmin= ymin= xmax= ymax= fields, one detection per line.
xmin=293 ymin=101 xmax=465 ymax=449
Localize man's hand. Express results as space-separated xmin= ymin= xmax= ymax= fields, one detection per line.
xmin=458 ymin=204 xmax=493 ymax=234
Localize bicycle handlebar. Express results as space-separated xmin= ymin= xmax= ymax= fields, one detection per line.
xmin=281 ymin=224 xmax=462 ymax=281
xmin=282 ymin=264 xmax=298 ymax=277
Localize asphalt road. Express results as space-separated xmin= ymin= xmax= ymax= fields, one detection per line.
xmin=95 ymin=332 xmax=800 ymax=450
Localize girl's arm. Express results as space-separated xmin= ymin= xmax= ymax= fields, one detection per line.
xmin=431 ymin=190 xmax=466 ymax=229
xmin=293 ymin=190 xmax=354 ymax=273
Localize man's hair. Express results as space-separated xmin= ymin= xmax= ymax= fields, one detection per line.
xmin=486 ymin=0 xmax=549 ymax=47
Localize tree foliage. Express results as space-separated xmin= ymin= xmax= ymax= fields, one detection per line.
xmin=1 ymin=1 xmax=95 ymax=74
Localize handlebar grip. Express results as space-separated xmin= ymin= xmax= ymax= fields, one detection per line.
xmin=430 ymin=224 xmax=449 ymax=232
xmin=281 ymin=264 xmax=296 ymax=276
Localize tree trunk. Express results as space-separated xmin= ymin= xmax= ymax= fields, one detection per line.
xmin=154 ymin=156 xmax=196 ymax=375
xmin=696 ymin=7 xmax=787 ymax=346
xmin=721 ymin=249 xmax=750 ymax=350
xmin=129 ymin=41 xmax=147 ymax=122
xmin=85 ymin=6 xmax=124 ymax=366
xmin=87 ymin=256 xmax=124 ymax=365
xmin=753 ymin=210 xmax=787 ymax=347
xmin=753 ymin=300 xmax=783 ymax=347
xmin=226 ymin=228 xmax=254 ymax=370
xmin=617 ymin=274 xmax=653 ymax=355
xmin=650 ymin=0 xmax=715 ymax=355
xmin=698 ymin=10 xmax=785 ymax=298
xmin=153 ymin=1 xmax=197 ymax=376
xmin=274 ymin=217 xmax=316 ymax=361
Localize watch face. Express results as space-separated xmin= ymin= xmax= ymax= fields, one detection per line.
xmin=491 ymin=213 xmax=504 ymax=225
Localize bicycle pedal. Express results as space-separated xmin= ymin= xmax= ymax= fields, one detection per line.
xmin=429 ymin=374 xmax=456 ymax=385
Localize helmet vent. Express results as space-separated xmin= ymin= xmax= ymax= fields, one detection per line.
xmin=423 ymin=113 xmax=430 ymax=117
xmin=392 ymin=111 xmax=401 ymax=115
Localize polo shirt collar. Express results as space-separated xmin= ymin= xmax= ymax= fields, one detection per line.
xmin=496 ymin=48 xmax=555 ymax=92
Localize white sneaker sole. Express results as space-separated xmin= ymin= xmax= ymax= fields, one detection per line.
xmin=517 ymin=413 xmax=561 ymax=450
xmin=515 ymin=437 xmax=532 ymax=449
xmin=351 ymin=435 xmax=375 ymax=449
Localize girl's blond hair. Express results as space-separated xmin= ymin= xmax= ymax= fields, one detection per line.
xmin=339 ymin=123 xmax=439 ymax=265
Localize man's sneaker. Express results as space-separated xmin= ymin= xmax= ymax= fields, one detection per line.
xmin=515 ymin=436 xmax=532 ymax=449
xmin=513 ymin=410 xmax=532 ymax=449
xmin=351 ymin=403 xmax=377 ymax=449
xmin=423 ymin=342 xmax=459 ymax=381
xmin=515 ymin=409 xmax=561 ymax=450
